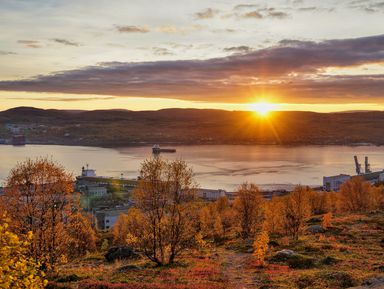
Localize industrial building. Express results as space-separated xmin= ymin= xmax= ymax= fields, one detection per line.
xmin=323 ymin=156 xmax=384 ymax=191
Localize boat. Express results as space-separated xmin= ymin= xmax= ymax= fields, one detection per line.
xmin=12 ymin=134 xmax=26 ymax=146
xmin=152 ymin=144 xmax=176 ymax=154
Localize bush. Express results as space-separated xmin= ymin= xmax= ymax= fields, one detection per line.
xmin=79 ymin=281 xmax=225 ymax=289
xmin=56 ymin=274 xmax=82 ymax=283
xmin=46 ymin=282 xmax=72 ymax=289
xmin=287 ymin=254 xmax=316 ymax=269
xmin=316 ymin=271 xmax=356 ymax=288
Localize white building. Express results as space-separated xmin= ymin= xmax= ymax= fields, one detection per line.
xmin=81 ymin=166 xmax=97 ymax=177
xmin=323 ymin=174 xmax=351 ymax=191
xmin=197 ymin=188 xmax=227 ymax=201
xmin=95 ymin=207 xmax=129 ymax=230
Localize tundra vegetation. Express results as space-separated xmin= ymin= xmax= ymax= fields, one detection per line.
xmin=0 ymin=158 xmax=383 ymax=289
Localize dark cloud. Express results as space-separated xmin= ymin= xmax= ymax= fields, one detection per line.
xmin=51 ymin=38 xmax=80 ymax=46
xmin=224 ymin=46 xmax=252 ymax=54
xmin=195 ymin=8 xmax=219 ymax=19
xmin=17 ymin=40 xmax=41 ymax=48
xmin=115 ymin=25 xmax=149 ymax=33
xmin=1 ymin=34 xmax=384 ymax=103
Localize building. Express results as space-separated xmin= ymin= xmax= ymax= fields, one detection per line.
xmin=197 ymin=188 xmax=227 ymax=201
xmin=94 ymin=207 xmax=130 ymax=230
xmin=323 ymin=171 xmax=384 ymax=192
xmin=323 ymin=174 xmax=351 ymax=191
xmin=83 ymin=185 xmax=107 ymax=197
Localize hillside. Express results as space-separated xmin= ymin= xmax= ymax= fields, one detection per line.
xmin=48 ymin=211 xmax=384 ymax=289
xmin=1 ymin=107 xmax=384 ymax=147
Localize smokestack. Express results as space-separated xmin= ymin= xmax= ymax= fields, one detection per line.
xmin=354 ymin=156 xmax=361 ymax=175
xmin=365 ymin=156 xmax=371 ymax=174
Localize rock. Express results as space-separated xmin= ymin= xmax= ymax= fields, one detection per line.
xmin=277 ymin=249 xmax=295 ymax=256
xmin=347 ymin=276 xmax=384 ymax=289
xmin=321 ymin=256 xmax=339 ymax=265
xmin=268 ymin=240 xmax=279 ymax=247
xmin=307 ymin=217 xmax=322 ymax=223
xmin=374 ymin=265 xmax=384 ymax=272
xmin=271 ymin=249 xmax=295 ymax=262
xmin=105 ymin=246 xmax=139 ymax=262
xmin=307 ymin=225 xmax=325 ymax=234
xmin=287 ymin=254 xmax=316 ymax=269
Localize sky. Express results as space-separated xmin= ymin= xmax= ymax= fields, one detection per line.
xmin=0 ymin=0 xmax=383 ymax=112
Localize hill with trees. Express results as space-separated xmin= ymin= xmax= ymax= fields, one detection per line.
xmin=1 ymin=107 xmax=384 ymax=146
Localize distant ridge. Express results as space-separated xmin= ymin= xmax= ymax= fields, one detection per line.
xmin=1 ymin=107 xmax=384 ymax=147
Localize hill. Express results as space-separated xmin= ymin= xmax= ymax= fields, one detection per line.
xmin=1 ymin=107 xmax=384 ymax=147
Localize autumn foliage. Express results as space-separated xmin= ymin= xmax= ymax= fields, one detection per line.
xmin=0 ymin=218 xmax=47 ymax=289
xmin=0 ymin=158 xmax=96 ymax=269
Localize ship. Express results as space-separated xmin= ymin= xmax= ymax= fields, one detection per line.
xmin=12 ymin=134 xmax=26 ymax=146
xmin=152 ymin=144 xmax=176 ymax=154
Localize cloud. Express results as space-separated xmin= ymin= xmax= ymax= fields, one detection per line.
xmin=349 ymin=0 xmax=384 ymax=13
xmin=6 ymin=96 xmax=117 ymax=102
xmin=268 ymin=11 xmax=289 ymax=18
xmin=152 ymin=47 xmax=174 ymax=56
xmin=195 ymin=8 xmax=219 ymax=19
xmin=1 ymin=34 xmax=384 ymax=104
xmin=17 ymin=40 xmax=41 ymax=48
xmin=224 ymin=46 xmax=252 ymax=54
xmin=240 ymin=7 xmax=289 ymax=19
xmin=51 ymin=38 xmax=80 ymax=46
xmin=243 ymin=11 xmax=263 ymax=18
xmin=234 ymin=4 xmax=259 ymax=10
xmin=115 ymin=25 xmax=149 ymax=33
xmin=0 ymin=51 xmax=17 ymax=55
xmin=156 ymin=25 xmax=202 ymax=34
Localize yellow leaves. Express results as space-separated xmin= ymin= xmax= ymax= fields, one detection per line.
xmin=195 ymin=232 xmax=206 ymax=249
xmin=0 ymin=223 xmax=46 ymax=289
xmin=126 ymin=233 xmax=139 ymax=246
xmin=253 ymin=229 xmax=269 ymax=267
xmin=322 ymin=212 xmax=332 ymax=229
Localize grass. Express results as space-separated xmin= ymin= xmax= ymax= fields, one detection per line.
xmin=49 ymin=211 xmax=384 ymax=289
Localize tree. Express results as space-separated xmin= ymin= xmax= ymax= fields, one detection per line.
xmin=112 ymin=213 xmax=129 ymax=246
xmin=253 ymin=228 xmax=269 ymax=267
xmin=322 ymin=212 xmax=332 ymax=229
xmin=1 ymin=158 xmax=95 ymax=269
xmin=234 ymin=183 xmax=263 ymax=239
xmin=199 ymin=204 xmax=224 ymax=243
xmin=281 ymin=186 xmax=312 ymax=240
xmin=0 ymin=217 xmax=47 ymax=289
xmin=128 ymin=158 xmax=198 ymax=265
xmin=65 ymin=212 xmax=97 ymax=258
xmin=338 ymin=177 xmax=379 ymax=212
xmin=264 ymin=195 xmax=284 ymax=234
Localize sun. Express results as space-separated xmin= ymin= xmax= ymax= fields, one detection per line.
xmin=250 ymin=101 xmax=276 ymax=116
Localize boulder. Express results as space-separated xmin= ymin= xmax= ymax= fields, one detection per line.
xmin=271 ymin=249 xmax=296 ymax=261
xmin=321 ymin=256 xmax=339 ymax=265
xmin=307 ymin=225 xmax=325 ymax=234
xmin=105 ymin=246 xmax=139 ymax=262
xmin=347 ymin=277 xmax=384 ymax=289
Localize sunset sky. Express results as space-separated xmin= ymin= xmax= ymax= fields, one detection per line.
xmin=0 ymin=0 xmax=383 ymax=112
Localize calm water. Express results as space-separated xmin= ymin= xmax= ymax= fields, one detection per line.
xmin=1 ymin=144 xmax=384 ymax=191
